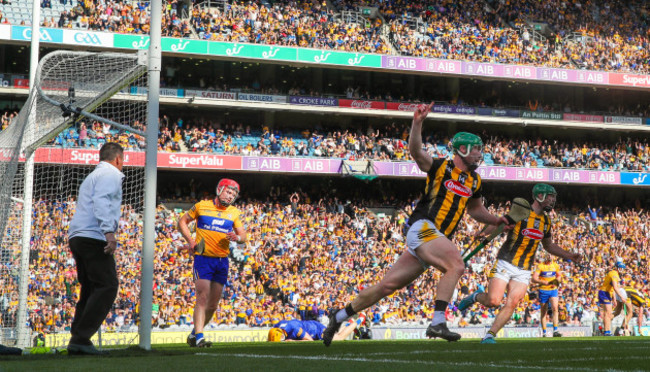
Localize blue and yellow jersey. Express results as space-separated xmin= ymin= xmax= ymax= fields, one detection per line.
xmin=188 ymin=200 xmax=242 ymax=258
xmin=537 ymin=262 xmax=560 ymax=290
xmin=408 ymin=158 xmax=483 ymax=239
xmin=273 ymin=320 xmax=326 ymax=341
xmin=599 ymin=270 xmax=621 ymax=295
xmin=496 ymin=210 xmax=552 ymax=270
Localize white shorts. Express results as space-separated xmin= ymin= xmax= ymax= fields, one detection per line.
xmin=489 ymin=260 xmax=531 ymax=285
xmin=405 ymin=219 xmax=445 ymax=268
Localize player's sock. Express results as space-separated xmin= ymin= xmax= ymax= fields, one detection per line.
xmin=335 ymin=303 xmax=356 ymax=323
xmin=603 ymin=330 xmax=611 ymax=336
xmin=430 ymin=300 xmax=448 ymax=326
xmin=190 ymin=329 xmax=196 ymax=336
xmin=483 ymin=330 xmax=496 ymax=340
xmin=195 ymin=332 xmax=204 ymax=342
xmin=553 ymin=326 xmax=558 ymax=332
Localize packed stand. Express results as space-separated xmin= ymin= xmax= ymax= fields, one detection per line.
xmin=335 ymin=0 xmax=649 ymax=73
xmin=493 ymin=0 xmax=650 ymax=73
xmin=190 ymin=0 xmax=389 ymax=54
xmin=2 ymin=184 xmax=648 ymax=335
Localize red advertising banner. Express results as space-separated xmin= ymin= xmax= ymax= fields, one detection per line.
xmin=13 ymin=78 xmax=29 ymax=88
xmin=31 ymin=148 xmax=242 ymax=170
xmin=157 ymin=152 xmax=241 ymax=169
xmin=34 ymin=148 xmax=145 ymax=166
xmin=608 ymin=73 xmax=650 ymax=88
xmin=385 ymin=102 xmax=424 ymax=112
xmin=563 ymin=113 xmax=604 ymax=122
xmin=338 ymin=99 xmax=385 ymax=110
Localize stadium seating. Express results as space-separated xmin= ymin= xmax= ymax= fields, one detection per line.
xmin=8 ymin=194 xmax=647 ymax=334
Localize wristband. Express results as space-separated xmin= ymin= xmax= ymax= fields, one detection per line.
xmin=236 ymin=235 xmax=242 ymax=243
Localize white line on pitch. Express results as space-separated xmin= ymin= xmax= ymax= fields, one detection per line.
xmin=196 ymin=353 xmax=626 ymax=371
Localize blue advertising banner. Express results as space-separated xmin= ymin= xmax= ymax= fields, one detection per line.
xmin=432 ymin=105 xmax=476 ymax=115
xmin=11 ymin=26 xmax=63 ymax=43
xmin=289 ymin=96 xmax=338 ymax=106
xmin=620 ymin=172 xmax=650 ymax=186
xmin=493 ymin=108 xmax=521 ymax=117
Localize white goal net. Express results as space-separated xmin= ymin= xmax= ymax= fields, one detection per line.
xmin=0 ymin=51 xmax=148 ymax=348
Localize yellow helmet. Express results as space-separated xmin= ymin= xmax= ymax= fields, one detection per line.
xmin=267 ymin=328 xmax=286 ymax=342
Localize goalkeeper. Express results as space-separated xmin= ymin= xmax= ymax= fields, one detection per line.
xmin=178 ymin=179 xmax=246 ymax=348
xmin=458 ymin=184 xmax=581 ymax=344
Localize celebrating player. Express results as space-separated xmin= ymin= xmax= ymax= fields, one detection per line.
xmin=178 ymin=178 xmax=246 ymax=347
xmin=323 ymin=102 xmax=512 ymax=346
xmin=598 ymin=259 xmax=627 ymax=336
xmin=532 ymin=252 xmax=563 ymax=337
xmin=458 ymin=183 xmax=581 ymax=344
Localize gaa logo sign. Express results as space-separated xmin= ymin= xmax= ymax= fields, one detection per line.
xmin=521 ymin=228 xmax=544 ymax=240
xmin=73 ymin=32 xmax=102 ymax=45
xmin=444 ymin=179 xmax=472 ymax=197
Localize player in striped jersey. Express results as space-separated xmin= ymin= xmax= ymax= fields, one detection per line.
xmin=458 ymin=184 xmax=581 ymax=343
xmin=178 ymin=179 xmax=247 ymax=347
xmin=613 ymin=281 xmax=647 ymax=336
xmin=323 ymin=103 xmax=512 ymax=346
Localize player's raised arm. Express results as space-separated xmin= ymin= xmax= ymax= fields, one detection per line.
xmin=409 ymin=102 xmax=434 ymax=172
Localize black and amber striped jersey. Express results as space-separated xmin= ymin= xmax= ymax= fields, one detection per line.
xmin=408 ymin=158 xmax=482 ymax=239
xmin=625 ymin=287 xmax=646 ymax=308
xmin=496 ymin=209 xmax=551 ymax=270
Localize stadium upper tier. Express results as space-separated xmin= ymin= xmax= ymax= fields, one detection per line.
xmin=0 ymin=0 xmax=648 ymax=73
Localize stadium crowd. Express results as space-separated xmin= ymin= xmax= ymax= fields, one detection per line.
xmin=1 ymin=185 xmax=648 ymax=335
xmin=1 ymin=0 xmax=648 ymax=72
xmin=46 ymin=115 xmax=650 ymax=172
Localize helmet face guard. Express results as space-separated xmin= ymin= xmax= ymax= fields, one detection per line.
xmin=532 ymin=183 xmax=557 ymax=212
xmin=451 ymin=132 xmax=484 ymax=171
xmin=216 ymin=178 xmax=240 ymax=206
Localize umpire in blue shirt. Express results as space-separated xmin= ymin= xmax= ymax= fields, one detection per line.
xmin=67 ymin=142 xmax=125 ymax=355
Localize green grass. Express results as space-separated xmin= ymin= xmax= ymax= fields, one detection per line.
xmin=2 ymin=338 xmax=649 ymax=372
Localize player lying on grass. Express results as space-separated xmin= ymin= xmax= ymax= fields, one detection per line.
xmin=268 ymin=315 xmax=367 ymax=342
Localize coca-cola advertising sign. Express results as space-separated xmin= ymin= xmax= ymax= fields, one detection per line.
xmin=338 ymin=99 xmax=385 ymax=110
xmin=521 ymin=228 xmax=544 ymax=240
xmin=443 ymin=179 xmax=472 ymax=197
xmin=385 ymin=102 xmax=423 ymax=112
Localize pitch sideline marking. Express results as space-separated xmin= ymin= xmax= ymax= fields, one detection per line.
xmin=196 ymin=352 xmax=630 ymax=371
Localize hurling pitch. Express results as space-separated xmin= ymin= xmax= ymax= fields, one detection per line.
xmin=2 ymin=337 xmax=649 ymax=372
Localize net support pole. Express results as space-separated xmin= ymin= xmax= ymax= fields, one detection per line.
xmin=139 ymin=0 xmax=162 ymax=351
xmin=15 ymin=0 xmax=41 ymax=348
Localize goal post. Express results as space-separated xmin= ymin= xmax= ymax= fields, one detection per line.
xmin=0 ymin=50 xmax=154 ymax=348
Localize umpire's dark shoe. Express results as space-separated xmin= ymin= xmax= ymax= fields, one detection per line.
xmin=426 ymin=323 xmax=461 ymax=342
xmin=323 ymin=313 xmax=342 ymax=347
xmin=67 ymin=343 xmax=108 ymax=355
